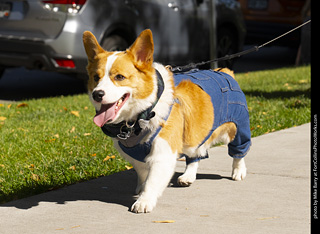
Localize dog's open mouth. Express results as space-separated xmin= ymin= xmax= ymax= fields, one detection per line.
xmin=93 ymin=93 xmax=130 ymax=127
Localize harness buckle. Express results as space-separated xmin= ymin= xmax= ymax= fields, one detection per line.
xmin=117 ymin=121 xmax=136 ymax=140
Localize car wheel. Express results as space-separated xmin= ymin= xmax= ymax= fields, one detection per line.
xmin=217 ymin=28 xmax=237 ymax=69
xmin=101 ymin=35 xmax=129 ymax=51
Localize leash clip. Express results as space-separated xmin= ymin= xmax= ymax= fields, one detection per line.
xmin=116 ymin=121 xmax=136 ymax=140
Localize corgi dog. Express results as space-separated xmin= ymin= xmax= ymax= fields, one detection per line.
xmin=82 ymin=29 xmax=251 ymax=213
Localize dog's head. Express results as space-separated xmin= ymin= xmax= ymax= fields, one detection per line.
xmin=83 ymin=29 xmax=157 ymax=127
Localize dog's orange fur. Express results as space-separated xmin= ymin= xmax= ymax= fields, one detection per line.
xmin=159 ymin=80 xmax=214 ymax=153
xmin=110 ymin=53 xmax=155 ymax=100
xmin=204 ymin=122 xmax=237 ymax=148
xmin=126 ymin=29 xmax=154 ymax=71
xmin=214 ymin=68 xmax=234 ymax=77
xmin=85 ymin=52 xmax=110 ymax=92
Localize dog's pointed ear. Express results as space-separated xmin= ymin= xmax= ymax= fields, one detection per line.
xmin=83 ymin=31 xmax=104 ymax=62
xmin=127 ymin=29 xmax=154 ymax=69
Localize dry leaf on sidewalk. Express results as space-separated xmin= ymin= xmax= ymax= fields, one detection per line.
xmin=152 ymin=220 xmax=175 ymax=223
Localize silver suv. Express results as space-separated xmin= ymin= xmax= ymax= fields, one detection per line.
xmin=0 ymin=0 xmax=245 ymax=79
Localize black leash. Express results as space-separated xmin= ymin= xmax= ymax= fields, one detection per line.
xmin=170 ymin=20 xmax=311 ymax=73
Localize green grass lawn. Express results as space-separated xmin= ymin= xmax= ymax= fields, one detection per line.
xmin=0 ymin=65 xmax=311 ymax=203
xmin=237 ymin=65 xmax=311 ymax=136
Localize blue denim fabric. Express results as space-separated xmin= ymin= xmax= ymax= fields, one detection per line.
xmin=174 ymin=69 xmax=251 ymax=159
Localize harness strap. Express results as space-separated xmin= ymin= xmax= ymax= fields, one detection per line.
xmin=118 ymin=104 xmax=174 ymax=162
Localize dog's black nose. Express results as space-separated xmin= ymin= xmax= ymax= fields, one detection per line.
xmin=92 ymin=90 xmax=105 ymax=102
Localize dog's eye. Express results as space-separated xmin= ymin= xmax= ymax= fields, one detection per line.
xmin=114 ymin=74 xmax=126 ymax=81
xmin=93 ymin=74 xmax=100 ymax=82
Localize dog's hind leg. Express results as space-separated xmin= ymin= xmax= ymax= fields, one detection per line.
xmin=177 ymin=144 xmax=208 ymax=187
xmin=177 ymin=160 xmax=199 ymax=187
xmin=232 ymin=158 xmax=247 ymax=181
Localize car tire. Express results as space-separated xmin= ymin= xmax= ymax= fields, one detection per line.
xmin=101 ymin=35 xmax=129 ymax=52
xmin=217 ymin=28 xmax=238 ymax=69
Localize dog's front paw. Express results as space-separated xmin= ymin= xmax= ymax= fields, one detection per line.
xmin=131 ymin=196 xmax=157 ymax=213
xmin=177 ymin=173 xmax=196 ymax=187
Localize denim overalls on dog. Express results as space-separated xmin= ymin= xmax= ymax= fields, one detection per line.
xmin=100 ymin=69 xmax=251 ymax=164
xmin=174 ymin=69 xmax=251 ymax=163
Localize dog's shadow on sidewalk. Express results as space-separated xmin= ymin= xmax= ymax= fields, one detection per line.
xmin=1 ymin=169 xmax=229 ymax=210
xmin=171 ymin=172 xmax=232 ymax=187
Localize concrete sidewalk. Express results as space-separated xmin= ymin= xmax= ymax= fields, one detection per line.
xmin=0 ymin=124 xmax=310 ymax=234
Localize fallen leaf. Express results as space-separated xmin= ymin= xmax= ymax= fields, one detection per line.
xmin=0 ymin=104 xmax=4 ymax=107
xmin=0 ymin=164 xmax=5 ymax=168
xmin=298 ymin=79 xmax=308 ymax=84
xmin=63 ymin=106 xmax=68 ymax=111
xmin=103 ymin=155 xmax=116 ymax=162
xmin=70 ymin=126 xmax=76 ymax=133
xmin=103 ymin=156 xmax=110 ymax=162
xmin=84 ymin=106 xmax=88 ymax=110
xmin=0 ymin=116 xmax=7 ymax=121
xmin=91 ymin=153 xmax=97 ymax=157
xmin=7 ymin=104 xmax=12 ymax=109
xmin=69 ymin=165 xmax=76 ymax=171
xmin=70 ymin=111 xmax=80 ymax=117
xmin=17 ymin=103 xmax=28 ymax=108
xmin=125 ymin=165 xmax=133 ymax=170
xmin=54 ymin=134 xmax=59 ymax=138
xmin=83 ymin=133 xmax=91 ymax=136
xmin=31 ymin=173 xmax=40 ymax=181
xmin=152 ymin=220 xmax=175 ymax=223
xmin=45 ymin=138 xmax=56 ymax=143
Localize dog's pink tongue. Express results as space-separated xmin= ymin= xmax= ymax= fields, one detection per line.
xmin=93 ymin=103 xmax=117 ymax=127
